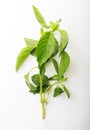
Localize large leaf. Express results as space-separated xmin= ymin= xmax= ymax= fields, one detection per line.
xmin=36 ymin=32 xmax=56 ymax=67
xmin=52 ymin=58 xmax=59 ymax=74
xmin=31 ymin=74 xmax=49 ymax=86
xmin=61 ymin=84 xmax=70 ymax=98
xmin=53 ymin=86 xmax=64 ymax=97
xmin=60 ymin=30 xmax=68 ymax=55
xmin=32 ymin=5 xmax=49 ymax=28
xmin=59 ymin=51 xmax=70 ymax=78
xmin=24 ymin=38 xmax=37 ymax=46
xmin=16 ymin=46 xmax=35 ymax=71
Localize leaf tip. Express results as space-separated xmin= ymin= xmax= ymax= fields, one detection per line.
xmin=32 ymin=5 xmax=36 ymax=10
xmin=15 ymin=65 xmax=19 ymax=72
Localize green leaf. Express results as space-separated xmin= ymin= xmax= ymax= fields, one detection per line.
xmin=36 ymin=32 xmax=56 ymax=67
xmin=49 ymin=75 xmax=59 ymax=80
xmin=16 ymin=46 xmax=36 ymax=71
xmin=61 ymin=84 xmax=70 ymax=98
xmin=31 ymin=74 xmax=49 ymax=86
xmin=53 ymin=86 xmax=64 ymax=97
xmin=51 ymin=38 xmax=59 ymax=57
xmin=24 ymin=38 xmax=37 ymax=47
xmin=24 ymin=74 xmax=37 ymax=94
xmin=60 ymin=30 xmax=68 ymax=55
xmin=50 ymin=20 xmax=60 ymax=32
xmin=32 ymin=5 xmax=49 ymax=28
xmin=24 ymin=38 xmax=37 ymax=56
xmin=52 ymin=58 xmax=59 ymax=74
xmin=34 ymin=85 xmax=48 ymax=93
xmin=59 ymin=51 xmax=70 ymax=78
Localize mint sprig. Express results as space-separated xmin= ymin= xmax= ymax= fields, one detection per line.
xmin=15 ymin=5 xmax=71 ymax=119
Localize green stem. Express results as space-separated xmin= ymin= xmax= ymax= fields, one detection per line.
xmin=40 ymin=75 xmax=45 ymax=119
xmin=27 ymin=66 xmax=38 ymax=75
xmin=44 ymin=81 xmax=61 ymax=101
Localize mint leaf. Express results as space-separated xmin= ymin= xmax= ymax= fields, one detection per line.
xmin=16 ymin=46 xmax=35 ymax=71
xmin=24 ymin=74 xmax=37 ymax=94
xmin=36 ymin=32 xmax=56 ymax=67
xmin=60 ymin=30 xmax=68 ymax=55
xmin=59 ymin=51 xmax=70 ymax=78
xmin=32 ymin=5 xmax=49 ymax=28
xmin=24 ymin=38 xmax=37 ymax=46
xmin=52 ymin=58 xmax=59 ymax=74
xmin=61 ymin=84 xmax=70 ymax=98
xmin=31 ymin=74 xmax=49 ymax=86
xmin=53 ymin=86 xmax=64 ymax=97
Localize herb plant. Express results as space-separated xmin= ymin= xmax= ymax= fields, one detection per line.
xmin=16 ymin=5 xmax=70 ymax=119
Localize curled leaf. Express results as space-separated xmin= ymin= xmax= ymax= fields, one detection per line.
xmin=24 ymin=74 xmax=37 ymax=94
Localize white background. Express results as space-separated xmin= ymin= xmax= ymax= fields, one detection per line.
xmin=0 ymin=0 xmax=89 ymax=130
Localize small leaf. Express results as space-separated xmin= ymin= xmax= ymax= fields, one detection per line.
xmin=59 ymin=51 xmax=70 ymax=78
xmin=53 ymin=86 xmax=64 ymax=97
xmin=61 ymin=84 xmax=70 ymax=98
xmin=16 ymin=46 xmax=35 ymax=71
xmin=52 ymin=58 xmax=59 ymax=74
xmin=49 ymin=75 xmax=59 ymax=80
xmin=36 ymin=32 xmax=56 ymax=67
xmin=31 ymin=74 xmax=49 ymax=86
xmin=24 ymin=38 xmax=37 ymax=47
xmin=60 ymin=30 xmax=68 ymax=55
xmin=24 ymin=74 xmax=37 ymax=94
xmin=32 ymin=5 xmax=49 ymax=28
xmin=50 ymin=21 xmax=60 ymax=32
